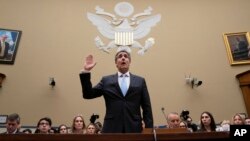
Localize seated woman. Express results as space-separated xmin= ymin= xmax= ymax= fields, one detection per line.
xmin=69 ymin=115 xmax=86 ymax=134
xmin=86 ymin=123 xmax=97 ymax=134
xmin=198 ymin=111 xmax=217 ymax=132
xmin=58 ymin=124 xmax=68 ymax=134
xmin=217 ymin=120 xmax=230 ymax=131
xmin=231 ymin=113 xmax=245 ymax=125
xmin=179 ymin=121 xmax=192 ymax=132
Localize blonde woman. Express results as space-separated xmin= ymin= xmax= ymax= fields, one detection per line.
xmin=231 ymin=113 xmax=245 ymax=125
xmin=70 ymin=115 xmax=86 ymax=134
xmin=217 ymin=120 xmax=230 ymax=131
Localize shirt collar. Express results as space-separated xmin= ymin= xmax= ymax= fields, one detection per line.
xmin=7 ymin=129 xmax=18 ymax=134
xmin=118 ymin=72 xmax=130 ymax=77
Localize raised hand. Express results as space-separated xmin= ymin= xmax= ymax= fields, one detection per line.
xmin=83 ymin=54 xmax=97 ymax=71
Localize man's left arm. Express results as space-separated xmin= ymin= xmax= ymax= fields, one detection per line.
xmin=141 ymin=78 xmax=154 ymax=128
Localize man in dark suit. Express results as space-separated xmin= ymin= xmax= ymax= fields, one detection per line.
xmin=79 ymin=50 xmax=153 ymax=133
xmin=0 ymin=35 xmax=10 ymax=59
xmin=1 ymin=113 xmax=23 ymax=134
xmin=0 ymin=35 xmax=10 ymax=60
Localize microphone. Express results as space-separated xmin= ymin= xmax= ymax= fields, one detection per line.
xmin=161 ymin=107 xmax=168 ymax=121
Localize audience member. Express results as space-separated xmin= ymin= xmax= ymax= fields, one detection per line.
xmin=217 ymin=120 xmax=230 ymax=132
xmin=1 ymin=113 xmax=22 ymax=134
xmin=58 ymin=124 xmax=68 ymax=134
xmin=166 ymin=112 xmax=180 ymax=128
xmin=179 ymin=121 xmax=188 ymax=128
xmin=231 ymin=113 xmax=245 ymax=125
xmin=22 ymin=128 xmax=32 ymax=134
xmin=180 ymin=120 xmax=193 ymax=132
xmin=94 ymin=121 xmax=102 ymax=134
xmin=198 ymin=111 xmax=217 ymax=132
xmin=70 ymin=115 xmax=86 ymax=134
xmin=34 ymin=117 xmax=52 ymax=134
xmin=186 ymin=117 xmax=198 ymax=132
xmin=49 ymin=127 xmax=57 ymax=134
xmin=245 ymin=117 xmax=250 ymax=125
xmin=86 ymin=123 xmax=97 ymax=134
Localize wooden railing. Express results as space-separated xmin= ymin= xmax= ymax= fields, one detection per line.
xmin=0 ymin=131 xmax=230 ymax=141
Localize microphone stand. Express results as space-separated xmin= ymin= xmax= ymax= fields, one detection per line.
xmin=153 ymin=107 xmax=167 ymax=141
xmin=161 ymin=107 xmax=168 ymax=121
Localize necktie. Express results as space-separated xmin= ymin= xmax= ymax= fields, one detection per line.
xmin=120 ymin=74 xmax=128 ymax=96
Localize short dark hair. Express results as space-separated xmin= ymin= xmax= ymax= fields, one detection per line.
xmin=37 ymin=117 xmax=52 ymax=126
xmin=7 ymin=113 xmax=20 ymax=124
xmin=22 ymin=128 xmax=32 ymax=133
xmin=115 ymin=50 xmax=131 ymax=62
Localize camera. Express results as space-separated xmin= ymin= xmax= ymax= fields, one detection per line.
xmin=180 ymin=110 xmax=190 ymax=121
xmin=49 ymin=77 xmax=56 ymax=87
xmin=180 ymin=110 xmax=198 ymax=132
xmin=90 ymin=114 xmax=99 ymax=123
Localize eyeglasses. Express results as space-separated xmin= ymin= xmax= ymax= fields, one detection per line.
xmin=39 ymin=122 xmax=49 ymax=126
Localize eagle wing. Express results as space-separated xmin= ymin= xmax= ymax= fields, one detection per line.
xmin=87 ymin=12 xmax=116 ymax=39
xmin=133 ymin=14 xmax=161 ymax=39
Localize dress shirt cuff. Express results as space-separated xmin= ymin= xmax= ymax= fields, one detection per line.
xmin=80 ymin=69 xmax=90 ymax=74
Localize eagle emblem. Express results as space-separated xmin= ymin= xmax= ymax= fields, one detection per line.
xmin=87 ymin=2 xmax=161 ymax=55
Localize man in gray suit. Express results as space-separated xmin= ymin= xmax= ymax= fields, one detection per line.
xmin=1 ymin=113 xmax=23 ymax=134
xmin=79 ymin=50 xmax=153 ymax=133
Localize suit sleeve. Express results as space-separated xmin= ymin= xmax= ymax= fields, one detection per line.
xmin=79 ymin=72 xmax=103 ymax=99
xmin=141 ymin=78 xmax=154 ymax=128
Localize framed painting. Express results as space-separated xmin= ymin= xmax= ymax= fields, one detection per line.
xmin=0 ymin=28 xmax=22 ymax=65
xmin=223 ymin=32 xmax=250 ymax=65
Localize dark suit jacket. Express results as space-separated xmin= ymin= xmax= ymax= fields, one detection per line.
xmin=0 ymin=130 xmax=24 ymax=134
xmin=0 ymin=42 xmax=10 ymax=59
xmin=79 ymin=72 xmax=153 ymax=133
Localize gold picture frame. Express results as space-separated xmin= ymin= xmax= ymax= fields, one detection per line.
xmin=223 ymin=32 xmax=250 ymax=65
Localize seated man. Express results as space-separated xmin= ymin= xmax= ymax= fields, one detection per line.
xmin=155 ymin=112 xmax=181 ymax=128
xmin=34 ymin=117 xmax=52 ymax=134
xmin=154 ymin=112 xmax=189 ymax=133
xmin=1 ymin=113 xmax=23 ymax=134
xmin=167 ymin=112 xmax=181 ymax=128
